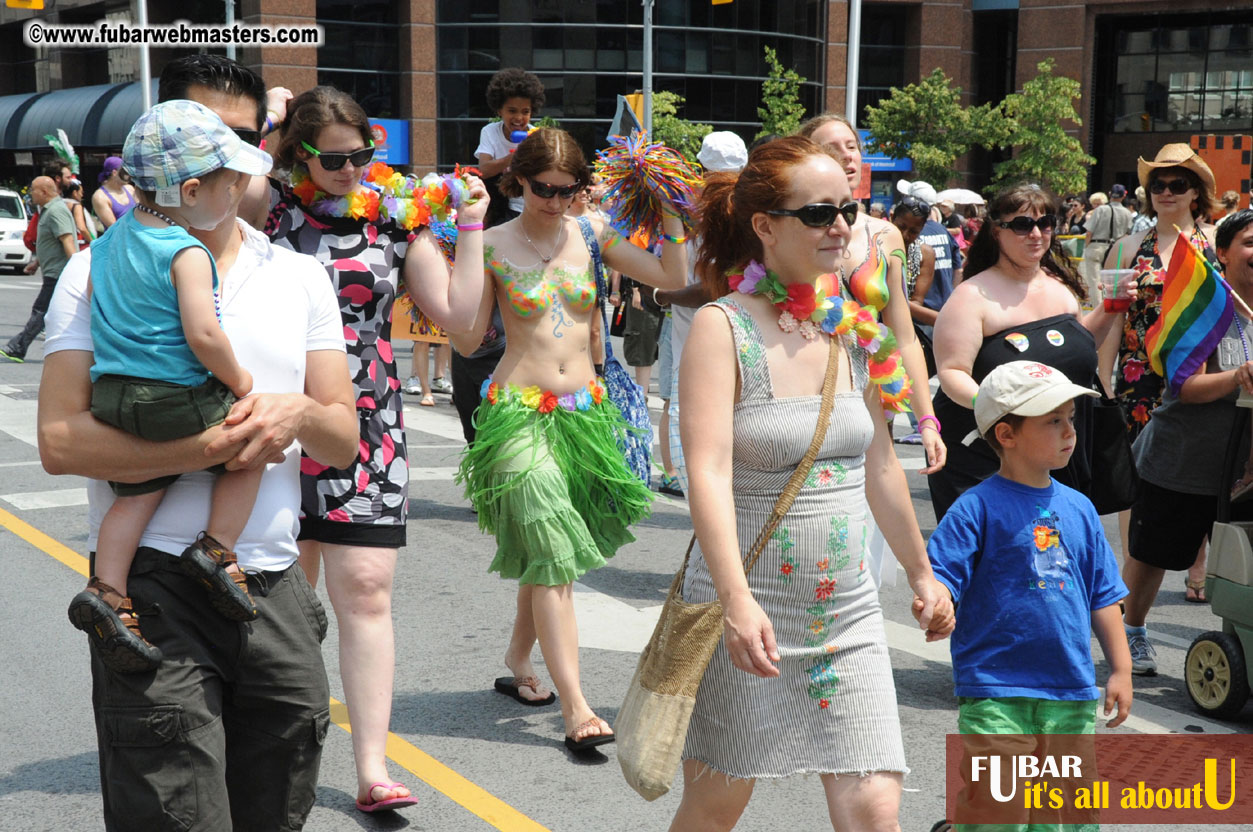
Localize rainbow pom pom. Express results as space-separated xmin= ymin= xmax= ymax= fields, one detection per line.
xmin=594 ymin=131 xmax=700 ymax=247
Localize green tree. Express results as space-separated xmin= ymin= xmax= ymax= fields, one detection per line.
xmin=988 ymin=59 xmax=1095 ymax=195
xmin=650 ymin=90 xmax=713 ymax=165
xmin=862 ymin=68 xmax=998 ymax=187
xmin=757 ymin=45 xmax=807 ymax=139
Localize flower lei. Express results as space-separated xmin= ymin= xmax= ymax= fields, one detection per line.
xmin=289 ymin=162 xmax=478 ymax=232
xmin=479 ymin=377 xmax=606 ymax=414
xmin=727 ymin=260 xmax=912 ymax=413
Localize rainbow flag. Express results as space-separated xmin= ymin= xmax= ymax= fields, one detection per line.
xmin=1145 ymin=233 xmax=1234 ymax=396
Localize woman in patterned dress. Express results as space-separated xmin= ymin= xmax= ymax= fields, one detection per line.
xmin=264 ymin=86 xmax=489 ymax=811
xmin=1097 ymin=145 xmax=1218 ymax=606
xmin=671 ymin=136 xmax=953 ymax=830
xmin=1098 ymin=144 xmax=1218 ymax=437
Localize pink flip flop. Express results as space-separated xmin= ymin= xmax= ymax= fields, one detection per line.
xmin=355 ymin=782 xmax=418 ymax=813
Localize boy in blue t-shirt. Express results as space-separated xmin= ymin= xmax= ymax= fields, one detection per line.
xmin=67 ymin=100 xmax=273 ymax=674
xmin=928 ymin=360 xmax=1133 ymax=740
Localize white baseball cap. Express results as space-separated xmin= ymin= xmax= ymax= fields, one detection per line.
xmin=965 ymin=361 xmax=1099 ymax=445
xmin=896 ymin=178 xmax=938 ymax=206
xmin=698 ymin=131 xmax=748 ymax=172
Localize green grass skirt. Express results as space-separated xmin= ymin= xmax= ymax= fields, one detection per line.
xmin=457 ymin=396 xmax=653 ymax=586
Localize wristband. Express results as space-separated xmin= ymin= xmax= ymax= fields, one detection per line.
xmin=456 ymin=223 xmax=484 ymax=231
xmin=970 ymin=392 xmax=978 ymax=407
xmin=653 ymin=287 xmax=668 ymax=307
xmin=917 ymin=414 xmax=941 ymax=434
xmin=263 ymin=109 xmax=279 ymax=135
xmin=662 ymin=233 xmax=687 ymax=244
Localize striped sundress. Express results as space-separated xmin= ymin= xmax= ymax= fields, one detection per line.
xmin=681 ymin=298 xmax=908 ymax=780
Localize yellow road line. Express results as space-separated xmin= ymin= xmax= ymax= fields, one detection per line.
xmin=331 ymin=699 xmax=550 ymax=832
xmin=0 ymin=506 xmax=550 ymax=832
xmin=0 ymin=506 xmax=88 ymax=577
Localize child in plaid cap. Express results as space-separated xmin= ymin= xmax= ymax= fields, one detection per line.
xmin=68 ymin=99 xmax=273 ymax=673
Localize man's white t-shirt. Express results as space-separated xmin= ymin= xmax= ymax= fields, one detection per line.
xmin=43 ymin=218 xmax=344 ymax=572
xmin=475 ymin=122 xmax=525 ymax=214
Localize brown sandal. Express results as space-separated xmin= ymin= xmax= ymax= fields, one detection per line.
xmin=68 ymin=577 xmax=162 ymax=673
xmin=1184 ymin=577 xmax=1209 ymax=604
xmin=179 ymin=532 xmax=257 ymax=621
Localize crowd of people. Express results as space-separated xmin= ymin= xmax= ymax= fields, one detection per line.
xmin=0 ymin=52 xmax=1248 ymax=831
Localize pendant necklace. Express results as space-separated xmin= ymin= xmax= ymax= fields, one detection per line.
xmin=520 ymin=217 xmax=563 ymax=263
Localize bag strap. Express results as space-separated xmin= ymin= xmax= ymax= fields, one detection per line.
xmin=672 ymin=334 xmax=841 ymax=593
xmin=576 ymin=214 xmax=618 ymax=362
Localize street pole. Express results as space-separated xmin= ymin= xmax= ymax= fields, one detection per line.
xmin=225 ymin=0 xmax=236 ymax=61
xmin=642 ymin=0 xmax=653 ymax=133
xmin=138 ymin=0 xmax=151 ymax=111
xmin=845 ymin=0 xmax=861 ymax=127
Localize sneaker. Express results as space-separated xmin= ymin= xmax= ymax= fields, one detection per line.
xmin=1126 ymin=628 xmax=1157 ymax=676
xmin=402 ymin=376 xmax=422 ymax=395
xmin=658 ymin=474 xmax=685 ymax=498
xmin=431 ymin=376 xmax=453 ymax=395
xmin=0 ymin=348 xmax=23 ymax=363
xmin=67 ymin=577 xmax=162 ymax=673
xmin=894 ymin=432 xmax=923 ymax=445
xmin=179 ymin=532 xmax=258 ymax=621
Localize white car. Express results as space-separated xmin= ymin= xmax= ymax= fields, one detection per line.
xmin=0 ymin=189 xmax=31 ymax=272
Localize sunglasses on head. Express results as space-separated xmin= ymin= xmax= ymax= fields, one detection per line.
xmin=1149 ymin=177 xmax=1194 ymax=195
xmin=767 ymin=202 xmax=860 ymax=229
xmin=301 ymin=140 xmax=375 ymax=171
xmin=232 ymin=127 xmax=262 ymax=147
xmin=996 ymin=214 xmax=1058 ymax=235
xmin=897 ymin=195 xmax=931 ymax=216
xmin=527 ymin=179 xmax=581 ymax=199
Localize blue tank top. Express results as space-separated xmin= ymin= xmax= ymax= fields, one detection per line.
xmin=89 ymin=210 xmax=218 ymax=385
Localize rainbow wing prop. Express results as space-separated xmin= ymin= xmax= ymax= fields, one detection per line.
xmin=1145 ymin=234 xmax=1234 ymax=397
xmin=594 ymin=131 xmax=700 ymax=246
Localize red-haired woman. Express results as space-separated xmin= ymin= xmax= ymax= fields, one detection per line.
xmin=671 ymin=135 xmax=953 ymax=830
xmin=453 ymin=128 xmax=688 ymax=751
xmin=263 ymin=86 xmax=489 ymax=812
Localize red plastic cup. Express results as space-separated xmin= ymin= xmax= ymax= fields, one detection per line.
xmin=1100 ymin=269 xmax=1135 ymax=313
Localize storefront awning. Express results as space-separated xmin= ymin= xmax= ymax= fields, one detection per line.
xmin=0 ymin=80 xmax=158 ymax=151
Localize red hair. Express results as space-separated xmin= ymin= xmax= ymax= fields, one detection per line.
xmin=695 ymin=135 xmax=842 ymax=296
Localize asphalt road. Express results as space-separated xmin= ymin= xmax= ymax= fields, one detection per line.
xmin=0 ymin=272 xmax=1248 ymax=832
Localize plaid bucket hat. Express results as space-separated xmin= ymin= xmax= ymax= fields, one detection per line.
xmin=123 ymin=99 xmax=272 ymax=194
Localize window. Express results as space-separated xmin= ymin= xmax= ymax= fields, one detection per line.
xmin=434 ymin=0 xmax=827 ymax=169
xmin=317 ymin=0 xmax=400 ymax=117
xmin=857 ymin=5 xmax=910 ymax=118
xmin=1103 ymin=12 xmax=1253 ymax=133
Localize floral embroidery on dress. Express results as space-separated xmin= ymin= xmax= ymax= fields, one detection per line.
xmin=738 ymin=339 xmax=765 ymax=368
xmin=806 ymin=653 xmax=840 ymax=707
xmin=805 ymin=461 xmax=848 ymax=488
xmin=826 ymin=516 xmax=850 ymax=569
xmin=778 ymin=551 xmax=797 ymax=583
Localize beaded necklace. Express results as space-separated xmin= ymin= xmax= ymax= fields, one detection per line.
xmin=727 ymin=259 xmax=912 ymax=412
xmin=136 ymin=203 xmax=222 ymax=325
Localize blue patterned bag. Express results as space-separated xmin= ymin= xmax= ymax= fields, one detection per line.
xmin=576 ymin=216 xmax=653 ymax=484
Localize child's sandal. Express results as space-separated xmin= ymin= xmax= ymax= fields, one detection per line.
xmin=179 ymin=532 xmax=258 ymax=621
xmin=68 ymin=577 xmax=162 ymax=673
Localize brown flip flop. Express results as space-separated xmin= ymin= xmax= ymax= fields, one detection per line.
xmin=494 ymin=675 xmax=556 ymax=706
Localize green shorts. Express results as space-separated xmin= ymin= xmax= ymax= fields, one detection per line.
xmin=90 ymin=374 xmax=235 ymax=496
xmin=956 ymin=697 xmax=1098 ymax=832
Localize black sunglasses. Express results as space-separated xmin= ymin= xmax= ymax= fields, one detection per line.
xmin=767 ymin=202 xmax=859 ymax=229
xmin=232 ymin=127 xmax=262 ymax=147
xmin=1149 ymin=177 xmax=1193 ymax=195
xmin=301 ymin=140 xmax=375 ymax=171
xmin=897 ymin=195 xmax=932 ymax=217
xmin=528 ymin=179 xmax=581 ymax=199
xmin=996 ymin=214 xmax=1058 ymax=235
